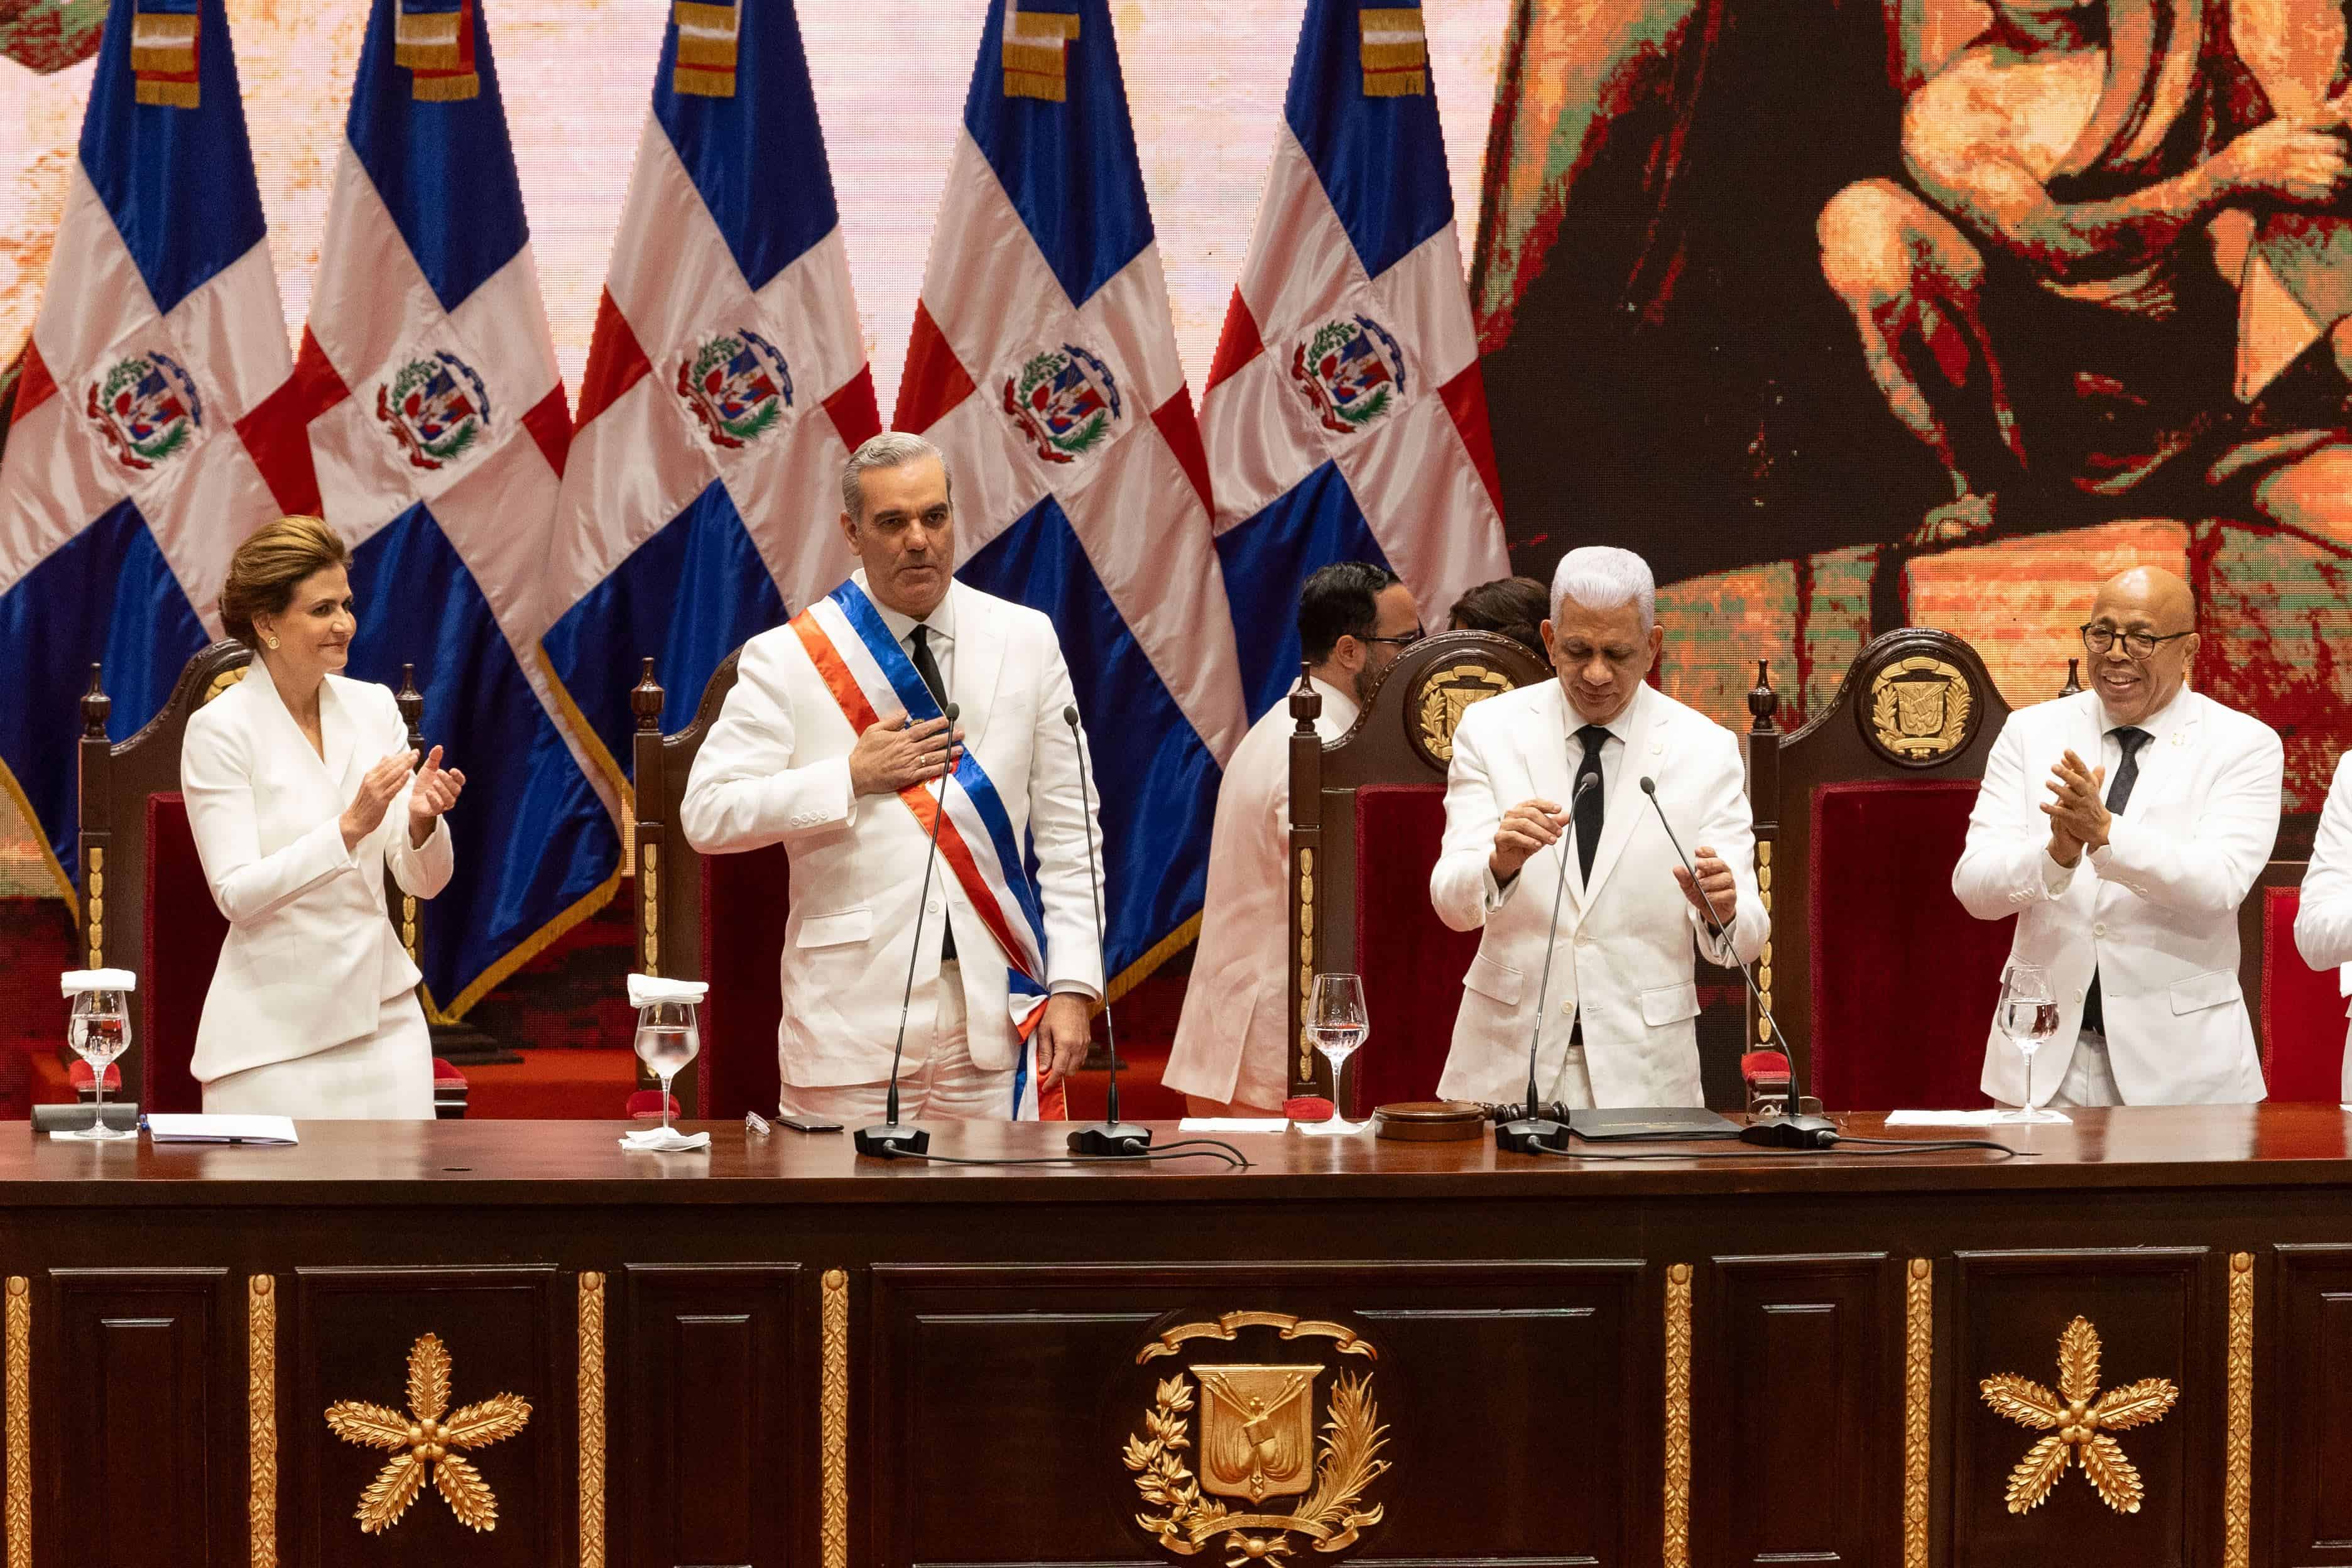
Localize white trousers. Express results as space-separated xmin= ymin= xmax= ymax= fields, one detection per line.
xmin=1545 ymin=1044 xmax=1598 ymax=1109
xmin=203 ymin=989 xmax=434 ymax=1120
xmin=780 ymin=964 xmax=1016 ymax=1123
xmin=1997 ymin=1027 xmax=2124 ymax=1111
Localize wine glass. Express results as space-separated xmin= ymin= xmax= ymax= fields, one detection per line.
xmin=59 ymin=988 xmax=135 ymax=1141
xmin=1992 ymin=961 xmax=2062 ymax=1123
xmin=1306 ymin=974 xmax=1369 ymax=1135
xmin=633 ymin=999 xmax=700 ymax=1137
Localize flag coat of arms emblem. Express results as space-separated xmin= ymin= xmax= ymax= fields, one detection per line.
xmin=894 ymin=0 xmax=1246 ymax=997
xmin=1200 ymin=0 xmax=1510 ymax=719
xmin=535 ymin=0 xmax=878 ymax=820
xmin=234 ymin=0 xmax=616 ymax=1018
xmin=0 ymin=0 xmax=288 ymax=897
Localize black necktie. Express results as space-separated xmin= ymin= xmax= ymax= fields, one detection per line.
xmin=909 ymin=623 xmax=949 ymax=710
xmin=2079 ymin=726 xmax=2152 ymax=1038
xmin=908 ymin=624 xmax=955 ymax=962
xmin=1574 ymin=724 xmax=1609 ymax=883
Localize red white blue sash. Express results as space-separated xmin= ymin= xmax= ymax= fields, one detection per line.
xmin=790 ymin=580 xmax=1064 ymax=1119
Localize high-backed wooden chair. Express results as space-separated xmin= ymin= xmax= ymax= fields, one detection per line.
xmin=630 ymin=652 xmax=792 ymax=1119
xmin=1285 ymin=631 xmax=1553 ymax=1112
xmin=2240 ymin=819 xmax=2339 ymax=1100
xmin=1748 ymin=629 xmax=2028 ymax=1111
xmin=75 ymin=643 xmax=466 ymax=1116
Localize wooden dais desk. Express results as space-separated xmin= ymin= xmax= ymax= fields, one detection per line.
xmin=3 ymin=1107 xmax=2350 ymax=1567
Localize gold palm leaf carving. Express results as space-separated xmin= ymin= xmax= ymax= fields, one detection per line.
xmin=323 ymin=1401 xmax=411 ymax=1451
xmin=325 ymin=1332 xmax=531 ymax=1534
xmin=1981 ymin=1316 xmax=2177 ymax=1515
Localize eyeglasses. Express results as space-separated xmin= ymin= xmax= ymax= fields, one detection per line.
xmin=1358 ymin=629 xmax=1425 ymax=648
xmin=2080 ymin=623 xmax=2194 ymax=660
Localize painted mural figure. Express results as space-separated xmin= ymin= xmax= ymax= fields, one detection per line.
xmin=1819 ymin=0 xmax=2352 ymax=544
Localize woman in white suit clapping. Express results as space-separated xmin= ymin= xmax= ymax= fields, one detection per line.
xmin=180 ymin=516 xmax=465 ymax=1118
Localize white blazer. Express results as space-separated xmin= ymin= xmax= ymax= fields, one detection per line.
xmin=2290 ymin=751 xmax=2352 ymax=1097
xmin=180 ymin=668 xmax=452 ymax=1084
xmin=1163 ymin=677 xmax=1358 ymax=1109
xmin=1953 ymin=688 xmax=2282 ymax=1106
xmin=1430 ymin=680 xmax=1767 ymax=1108
xmin=678 ymin=578 xmax=1104 ymax=1089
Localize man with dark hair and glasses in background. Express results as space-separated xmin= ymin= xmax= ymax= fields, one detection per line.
xmin=1955 ymin=567 xmax=2282 ymax=1107
xmin=1165 ymin=563 xmax=1419 ymax=1115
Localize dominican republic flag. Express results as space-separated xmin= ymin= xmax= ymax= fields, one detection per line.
xmin=894 ymin=0 xmax=1247 ymax=997
xmin=0 ymin=0 xmax=288 ymax=899
xmin=1202 ymin=0 xmax=1510 ymax=718
xmin=235 ymin=0 xmax=617 ymax=1019
xmin=535 ymin=0 xmax=879 ymax=815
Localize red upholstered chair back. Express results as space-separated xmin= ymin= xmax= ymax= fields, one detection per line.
xmin=1750 ymin=630 xmax=2022 ymax=1111
xmin=1806 ymin=780 xmax=2013 ymax=1110
xmin=144 ymin=794 xmax=228 ymax=1113
xmin=2244 ymin=855 xmax=2339 ymax=1101
xmin=631 ymin=651 xmax=792 ymax=1119
xmin=79 ymin=643 xmax=444 ymax=1111
xmin=1287 ymin=633 xmax=1554 ymax=1107
xmin=1349 ymin=785 xmax=1484 ymax=1115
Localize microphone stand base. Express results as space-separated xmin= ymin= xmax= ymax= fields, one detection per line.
xmin=1738 ymin=1114 xmax=1839 ymax=1150
xmin=1067 ymin=1122 xmax=1154 ymax=1157
xmin=1496 ymin=1116 xmax=1571 ymax=1155
xmin=854 ymin=1122 xmax=932 ymax=1158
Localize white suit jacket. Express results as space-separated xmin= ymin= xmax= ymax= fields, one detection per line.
xmin=1954 ymin=688 xmax=2282 ymax=1106
xmin=181 ymin=668 xmax=452 ymax=1083
xmin=1163 ymin=677 xmax=1358 ymax=1108
xmin=2290 ymin=751 xmax=2352 ymax=1096
xmin=679 ymin=578 xmax=1104 ymax=1088
xmin=1430 ymin=680 xmax=1766 ymax=1107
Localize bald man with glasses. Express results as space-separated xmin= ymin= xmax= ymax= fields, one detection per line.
xmin=1954 ymin=567 xmax=2284 ymax=1108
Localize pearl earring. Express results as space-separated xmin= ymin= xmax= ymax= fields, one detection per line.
xmin=265 ymin=636 xmax=280 ymax=650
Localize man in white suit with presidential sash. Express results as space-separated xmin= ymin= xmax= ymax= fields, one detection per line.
xmin=680 ymin=433 xmax=1103 ymax=1122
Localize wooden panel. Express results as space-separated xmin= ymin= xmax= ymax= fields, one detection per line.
xmin=869 ymin=1261 xmax=1652 ymax=1568
xmin=282 ymin=1266 xmax=569 ymax=1568
xmin=619 ymin=1264 xmax=808 ymax=1568
xmin=1694 ymin=1253 xmax=1901 ymax=1565
xmin=2270 ymin=1246 xmax=2352 ymax=1566
xmin=1950 ymin=1248 xmax=2220 ymax=1568
xmin=39 ymin=1268 xmax=239 ymax=1567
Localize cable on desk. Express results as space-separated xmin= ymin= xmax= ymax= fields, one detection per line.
xmin=874 ymin=1138 xmax=1251 ymax=1169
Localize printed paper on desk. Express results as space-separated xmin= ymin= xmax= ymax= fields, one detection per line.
xmin=1885 ymin=1109 xmax=2072 ymax=1126
xmin=1179 ymin=1118 xmax=1290 ymax=1133
xmin=145 ymin=1114 xmax=299 ymax=1145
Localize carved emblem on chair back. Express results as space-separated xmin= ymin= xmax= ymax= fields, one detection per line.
xmin=202 ymin=666 xmax=247 ymax=705
xmin=1409 ymin=662 xmax=1514 ymax=766
xmin=1863 ymin=652 xmax=1979 ymax=766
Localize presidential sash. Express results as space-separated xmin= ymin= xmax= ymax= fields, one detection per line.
xmin=790 ymin=580 xmax=1067 ymax=1120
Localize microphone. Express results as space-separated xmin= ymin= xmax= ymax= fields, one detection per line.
xmin=1495 ymin=770 xmax=1602 ymax=1155
xmin=855 ymin=701 xmax=961 ymax=1159
xmin=1062 ymin=705 xmax=1150 ymax=1156
xmin=1636 ymin=776 xmax=1838 ymax=1150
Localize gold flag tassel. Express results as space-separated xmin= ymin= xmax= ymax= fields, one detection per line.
xmin=1359 ymin=6 xmax=1427 ymax=97
xmin=1003 ymin=1 xmax=1077 ymax=102
xmin=672 ymin=0 xmax=739 ymax=98
xmin=131 ymin=8 xmax=199 ymax=107
xmin=399 ymin=0 xmax=479 ymax=101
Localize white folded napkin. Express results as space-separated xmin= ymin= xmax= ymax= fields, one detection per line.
xmin=626 ymin=974 xmax=709 ymax=1009
xmin=618 ymin=1126 xmax=710 ymax=1153
xmin=60 ymin=969 xmax=136 ymax=996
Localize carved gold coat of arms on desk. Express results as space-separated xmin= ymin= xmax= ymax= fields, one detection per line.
xmin=1124 ymin=1312 xmax=1390 ymax=1562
